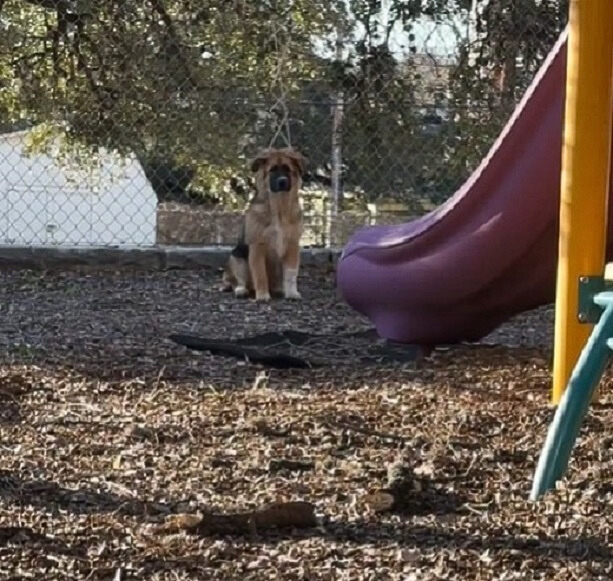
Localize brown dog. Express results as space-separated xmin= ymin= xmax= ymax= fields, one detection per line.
xmin=222 ymin=147 xmax=307 ymax=301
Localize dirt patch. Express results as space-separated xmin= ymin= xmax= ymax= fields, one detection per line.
xmin=0 ymin=267 xmax=610 ymax=580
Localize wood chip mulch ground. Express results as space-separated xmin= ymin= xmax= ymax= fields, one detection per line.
xmin=0 ymin=265 xmax=611 ymax=580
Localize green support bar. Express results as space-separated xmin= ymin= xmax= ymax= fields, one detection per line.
xmin=530 ymin=291 xmax=613 ymax=500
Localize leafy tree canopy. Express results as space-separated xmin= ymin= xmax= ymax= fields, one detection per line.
xmin=0 ymin=0 xmax=570 ymax=205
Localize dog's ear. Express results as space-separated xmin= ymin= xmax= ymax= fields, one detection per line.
xmin=286 ymin=149 xmax=308 ymax=176
xmin=250 ymin=151 xmax=270 ymax=173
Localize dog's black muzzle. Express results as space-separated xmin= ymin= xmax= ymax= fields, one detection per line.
xmin=269 ymin=164 xmax=292 ymax=193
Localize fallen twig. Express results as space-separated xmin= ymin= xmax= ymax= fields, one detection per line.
xmin=154 ymin=501 xmax=317 ymax=536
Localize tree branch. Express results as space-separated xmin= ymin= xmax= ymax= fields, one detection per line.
xmin=147 ymin=0 xmax=199 ymax=89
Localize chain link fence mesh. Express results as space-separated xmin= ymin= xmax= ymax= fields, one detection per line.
xmin=0 ymin=0 xmax=569 ymax=249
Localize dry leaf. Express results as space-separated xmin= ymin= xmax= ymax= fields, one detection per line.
xmin=363 ymin=491 xmax=395 ymax=513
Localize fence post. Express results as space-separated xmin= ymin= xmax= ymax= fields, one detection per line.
xmin=330 ymin=25 xmax=345 ymax=247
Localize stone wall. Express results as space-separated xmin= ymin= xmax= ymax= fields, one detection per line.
xmin=156 ymin=203 xmax=244 ymax=246
xmin=156 ymin=202 xmax=416 ymax=247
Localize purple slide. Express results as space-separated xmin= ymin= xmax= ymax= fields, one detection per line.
xmin=337 ymin=29 xmax=613 ymax=345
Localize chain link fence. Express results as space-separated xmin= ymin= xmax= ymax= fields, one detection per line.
xmin=0 ymin=0 xmax=569 ymax=249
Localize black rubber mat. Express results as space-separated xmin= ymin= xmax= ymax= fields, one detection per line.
xmin=169 ymin=329 xmax=424 ymax=369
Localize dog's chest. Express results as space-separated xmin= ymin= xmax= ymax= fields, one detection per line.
xmin=267 ymin=221 xmax=290 ymax=257
xmin=265 ymin=198 xmax=300 ymax=257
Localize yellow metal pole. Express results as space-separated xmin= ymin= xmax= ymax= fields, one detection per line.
xmin=552 ymin=0 xmax=613 ymax=405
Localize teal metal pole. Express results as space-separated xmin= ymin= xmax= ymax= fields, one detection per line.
xmin=530 ymin=291 xmax=613 ymax=500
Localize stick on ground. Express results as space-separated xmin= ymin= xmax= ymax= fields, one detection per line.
xmin=155 ymin=501 xmax=318 ymax=536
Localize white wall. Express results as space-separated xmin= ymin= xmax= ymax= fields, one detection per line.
xmin=0 ymin=131 xmax=157 ymax=246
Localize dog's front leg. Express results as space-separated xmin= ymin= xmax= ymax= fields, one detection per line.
xmin=282 ymin=241 xmax=301 ymax=300
xmin=231 ymin=257 xmax=251 ymax=298
xmin=249 ymin=243 xmax=271 ymax=301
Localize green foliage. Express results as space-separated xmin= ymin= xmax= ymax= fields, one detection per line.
xmin=0 ymin=0 xmax=570 ymax=209
xmin=0 ymin=0 xmax=343 ymax=202
xmin=443 ymin=0 xmax=569 ymax=193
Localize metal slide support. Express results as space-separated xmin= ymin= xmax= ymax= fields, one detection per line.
xmin=531 ymin=292 xmax=613 ymax=500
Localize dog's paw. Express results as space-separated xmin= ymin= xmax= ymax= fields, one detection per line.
xmin=255 ymin=292 xmax=271 ymax=302
xmin=234 ymin=286 xmax=249 ymax=298
xmin=284 ymin=290 xmax=302 ymax=300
